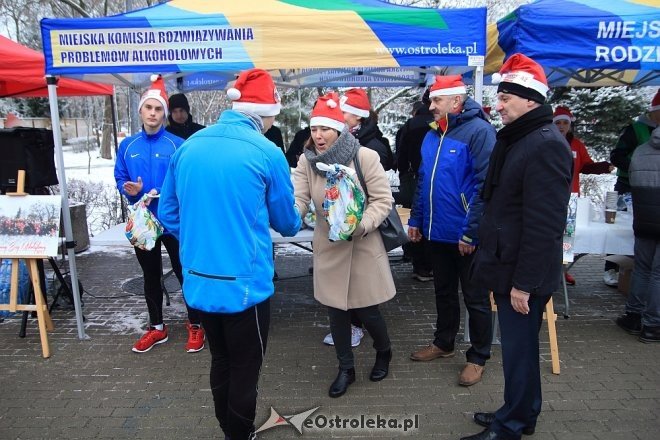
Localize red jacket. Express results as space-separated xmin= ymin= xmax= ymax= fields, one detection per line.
xmin=568 ymin=136 xmax=611 ymax=194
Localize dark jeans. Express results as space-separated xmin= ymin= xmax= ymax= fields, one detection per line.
xmin=428 ymin=241 xmax=492 ymax=365
xmin=627 ymin=236 xmax=660 ymax=327
xmin=491 ymin=292 xmax=550 ymax=440
xmin=403 ymin=238 xmax=433 ymax=274
xmin=134 ymin=234 xmax=200 ymax=326
xmin=328 ymin=305 xmax=390 ymax=370
xmin=198 ymin=299 xmax=270 ymax=440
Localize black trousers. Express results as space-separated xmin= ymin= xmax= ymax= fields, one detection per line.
xmin=328 ymin=305 xmax=390 ymax=370
xmin=399 ymin=172 xmax=432 ymax=273
xmin=428 ymin=241 xmax=492 ymax=365
xmin=199 ymin=299 xmax=270 ymax=440
xmin=491 ymin=292 xmax=550 ymax=440
xmin=133 ymin=234 xmax=200 ymax=326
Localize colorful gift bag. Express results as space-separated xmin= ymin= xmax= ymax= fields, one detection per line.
xmin=125 ymin=194 xmax=163 ymax=251
xmin=316 ymin=163 xmax=365 ymax=242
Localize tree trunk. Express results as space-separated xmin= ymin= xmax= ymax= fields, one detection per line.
xmin=100 ymin=96 xmax=113 ymax=159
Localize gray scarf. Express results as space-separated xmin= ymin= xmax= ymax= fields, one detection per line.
xmin=304 ymin=128 xmax=361 ymax=176
xmin=236 ymin=110 xmax=265 ymax=133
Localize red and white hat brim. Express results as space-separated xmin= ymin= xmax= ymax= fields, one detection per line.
xmin=310 ymin=116 xmax=345 ymax=132
xmin=553 ymin=115 xmax=573 ymax=123
xmin=339 ymin=102 xmax=369 ymax=119
xmin=139 ymin=90 xmax=168 ymax=116
xmin=500 ymin=71 xmax=549 ymax=97
xmin=650 ymin=104 xmax=660 ymax=112
xmin=232 ymin=101 xmax=281 ymax=117
xmin=429 ymin=86 xmax=467 ymax=98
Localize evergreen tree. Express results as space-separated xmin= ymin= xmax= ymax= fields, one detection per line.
xmin=548 ymin=87 xmax=652 ymax=161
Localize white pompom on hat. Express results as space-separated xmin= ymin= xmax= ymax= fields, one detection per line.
xmin=429 ymin=74 xmax=467 ymax=98
xmin=310 ymin=92 xmax=346 ymax=132
xmin=493 ymin=53 xmax=549 ymax=103
xmin=339 ymin=88 xmax=371 ymax=118
xmin=138 ymin=74 xmax=169 ymax=116
xmin=227 ymin=68 xmax=281 ymax=117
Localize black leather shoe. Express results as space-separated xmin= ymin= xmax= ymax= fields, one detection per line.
xmin=370 ymin=349 xmax=392 ymax=382
xmin=328 ymin=367 xmax=355 ymax=398
xmin=459 ymin=428 xmax=503 ymax=440
xmin=473 ymin=412 xmax=535 ymax=435
xmin=639 ymin=325 xmax=660 ymax=343
xmin=616 ymin=312 xmax=642 ymax=335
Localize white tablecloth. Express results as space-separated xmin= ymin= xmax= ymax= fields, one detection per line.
xmin=91 ymin=223 xmax=315 ymax=247
xmin=573 ymin=211 xmax=634 ymax=255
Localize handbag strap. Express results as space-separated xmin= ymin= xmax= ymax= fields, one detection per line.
xmin=353 ymin=153 xmax=370 ymax=201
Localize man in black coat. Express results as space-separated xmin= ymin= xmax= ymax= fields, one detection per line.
xmin=462 ymin=54 xmax=572 ymax=440
xmin=395 ymin=100 xmax=434 ymax=281
xmin=264 ymin=124 xmax=285 ymax=154
xmin=166 ymin=93 xmax=205 ymax=140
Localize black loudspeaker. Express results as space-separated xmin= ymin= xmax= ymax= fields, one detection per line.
xmin=0 ymin=127 xmax=59 ymax=191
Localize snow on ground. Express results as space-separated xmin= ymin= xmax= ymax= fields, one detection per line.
xmin=61 ymin=144 xmax=117 ymax=187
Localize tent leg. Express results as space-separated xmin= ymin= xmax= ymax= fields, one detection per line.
xmin=47 ymin=76 xmax=88 ymax=341
xmin=474 ymin=65 xmax=484 ymax=105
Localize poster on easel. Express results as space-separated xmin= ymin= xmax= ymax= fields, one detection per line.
xmin=0 ymin=195 xmax=61 ymax=257
xmin=563 ymin=193 xmax=578 ymax=263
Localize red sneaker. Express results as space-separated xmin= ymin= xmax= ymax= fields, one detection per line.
xmin=185 ymin=323 xmax=206 ymax=353
xmin=564 ymin=272 xmax=576 ymax=286
xmin=132 ymin=326 xmax=168 ymax=353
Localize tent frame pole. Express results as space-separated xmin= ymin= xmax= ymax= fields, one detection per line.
xmin=474 ymin=65 xmax=484 ymax=105
xmin=46 ymin=75 xmax=87 ymax=341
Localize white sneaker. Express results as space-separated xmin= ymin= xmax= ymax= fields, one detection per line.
xmin=603 ymin=269 xmax=619 ymax=287
xmin=323 ymin=325 xmax=364 ymax=347
xmin=351 ymin=326 xmax=364 ymax=347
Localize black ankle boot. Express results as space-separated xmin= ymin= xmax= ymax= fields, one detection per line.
xmin=370 ymin=348 xmax=392 ymax=382
xmin=329 ymin=367 xmax=355 ymax=398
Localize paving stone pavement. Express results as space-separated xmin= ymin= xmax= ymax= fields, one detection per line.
xmin=0 ymin=247 xmax=658 ymax=440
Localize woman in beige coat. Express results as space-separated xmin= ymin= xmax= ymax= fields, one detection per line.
xmin=293 ymin=92 xmax=396 ymax=398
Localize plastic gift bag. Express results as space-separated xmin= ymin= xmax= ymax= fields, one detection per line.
xmin=303 ymin=200 xmax=317 ymax=229
xmin=316 ymin=163 xmax=365 ymax=242
xmin=125 ymin=194 xmax=163 ymax=251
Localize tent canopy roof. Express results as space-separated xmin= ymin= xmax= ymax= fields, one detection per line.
xmin=485 ymin=0 xmax=660 ymax=87
xmin=0 ymin=36 xmax=113 ymax=98
xmin=40 ymin=0 xmax=487 ymax=90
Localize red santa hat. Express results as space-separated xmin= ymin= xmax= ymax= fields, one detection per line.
xmin=553 ymin=106 xmax=575 ymax=123
xmin=340 ymin=88 xmax=370 ymax=118
xmin=227 ymin=68 xmax=281 ymax=117
xmin=310 ymin=92 xmax=345 ymax=132
xmin=4 ymin=112 xmax=24 ymax=128
xmin=492 ymin=53 xmax=549 ymax=103
xmin=650 ymin=89 xmax=660 ymax=112
xmin=138 ymin=74 xmax=169 ymax=115
xmin=429 ymin=75 xmax=467 ymax=98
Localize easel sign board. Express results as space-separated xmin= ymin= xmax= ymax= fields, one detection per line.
xmin=0 ymin=195 xmax=61 ymax=257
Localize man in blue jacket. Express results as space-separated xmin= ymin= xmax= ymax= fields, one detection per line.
xmin=114 ymin=75 xmax=205 ymax=354
xmin=408 ymin=75 xmax=496 ymax=387
xmin=159 ymin=69 xmax=301 ymax=440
